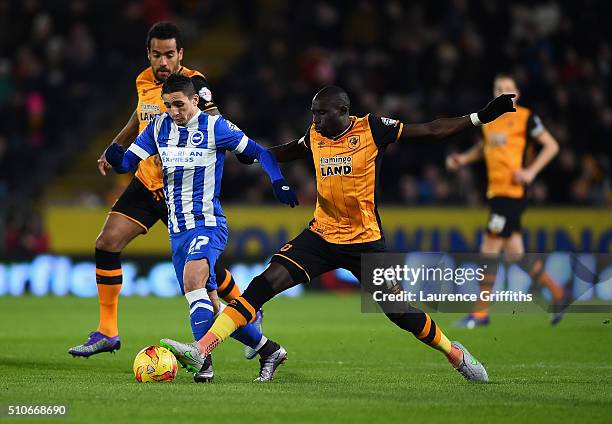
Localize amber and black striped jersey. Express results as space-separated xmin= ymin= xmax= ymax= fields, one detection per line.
xmin=482 ymin=105 xmax=545 ymax=199
xmin=133 ymin=66 xmax=216 ymax=191
xmin=300 ymin=114 xmax=403 ymax=244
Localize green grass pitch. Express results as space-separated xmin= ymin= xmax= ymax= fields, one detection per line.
xmin=1 ymin=294 xmax=611 ymax=424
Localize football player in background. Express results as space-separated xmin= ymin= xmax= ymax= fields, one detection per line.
xmin=446 ymin=73 xmax=565 ymax=328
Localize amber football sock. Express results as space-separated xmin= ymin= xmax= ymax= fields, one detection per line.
xmin=95 ymin=249 xmax=122 ymax=337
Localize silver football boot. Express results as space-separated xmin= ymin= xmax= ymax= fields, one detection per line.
xmin=452 ymin=341 xmax=489 ymax=382
xmin=160 ymin=338 xmax=206 ymax=374
xmin=255 ymin=345 xmax=287 ymax=382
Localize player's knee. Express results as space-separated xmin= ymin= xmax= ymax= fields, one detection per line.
xmin=97 ymin=215 xmax=145 ymax=252
xmin=95 ymin=231 xmax=124 ymax=252
xmin=269 ymin=257 xmax=310 ymax=287
xmin=183 ymin=268 xmax=210 ymax=293
xmin=480 ymin=234 xmax=504 ymax=254
xmin=263 ymin=263 xmax=295 ymax=292
xmin=184 ymin=276 xmax=207 ymax=293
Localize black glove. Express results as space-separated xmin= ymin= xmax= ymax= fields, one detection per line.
xmin=477 ymin=94 xmax=516 ymax=124
xmin=236 ymin=153 xmax=255 ymax=165
xmin=191 ymin=75 xmax=216 ymax=111
xmin=105 ymin=143 xmax=125 ymax=167
xmin=272 ymin=179 xmax=299 ymax=208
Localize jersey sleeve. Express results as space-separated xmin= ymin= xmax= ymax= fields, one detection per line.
xmin=368 ymin=114 xmax=404 ymax=147
xmin=191 ymin=75 xmax=217 ymax=112
xmin=213 ymin=116 xmax=250 ymax=153
xmin=527 ymin=112 xmax=546 ymax=138
xmin=127 ymin=116 xmax=158 ymax=159
xmin=298 ymin=126 xmax=312 ymax=150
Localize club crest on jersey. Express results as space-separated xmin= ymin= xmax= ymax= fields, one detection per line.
xmin=225 ymin=120 xmax=241 ymax=132
xmin=320 ymin=156 xmax=352 ymax=177
xmin=347 ymin=135 xmax=360 ymax=149
xmin=489 ymin=132 xmax=507 ymax=146
xmin=198 ymin=87 xmax=212 ymax=102
xmin=381 ymin=117 xmax=399 ymax=127
xmin=189 ymin=130 xmax=204 ymax=146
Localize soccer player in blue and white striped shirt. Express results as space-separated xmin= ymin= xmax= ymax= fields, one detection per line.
xmin=105 ymin=73 xmax=297 ymax=381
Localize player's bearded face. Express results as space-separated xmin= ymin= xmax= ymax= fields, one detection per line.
xmin=163 ymin=92 xmax=198 ymax=126
xmin=311 ymin=99 xmax=347 ymax=138
xmin=148 ymin=38 xmax=184 ymax=82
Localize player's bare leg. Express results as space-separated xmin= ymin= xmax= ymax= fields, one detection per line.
xmin=505 ymin=232 xmax=568 ymax=325
xmin=504 ymin=231 xmax=524 ymax=255
xmin=69 ymin=213 xmax=145 ymax=357
xmin=456 ymin=233 xmax=503 ymax=328
xmin=459 ymin=230 xmax=567 ymax=328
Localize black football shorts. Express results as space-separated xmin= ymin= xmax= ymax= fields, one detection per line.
xmin=110 ymin=177 xmax=167 ymax=232
xmin=270 ymin=228 xmax=386 ymax=283
xmin=486 ymin=196 xmax=527 ymax=238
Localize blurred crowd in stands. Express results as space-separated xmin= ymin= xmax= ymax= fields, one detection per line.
xmin=217 ymin=0 xmax=611 ymax=206
xmin=0 ymin=0 xmax=610 ymax=254
xmin=0 ymin=0 xmax=208 ymax=253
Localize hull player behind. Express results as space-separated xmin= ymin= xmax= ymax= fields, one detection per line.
xmin=68 ymin=22 xmax=263 ymax=362
xmin=163 ymin=85 xmax=517 ymax=383
xmin=446 ymin=73 xmax=564 ymax=328
xmin=104 ymin=73 xmax=298 ymax=382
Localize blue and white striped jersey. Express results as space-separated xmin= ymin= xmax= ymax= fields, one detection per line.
xmin=126 ymin=110 xmax=251 ymax=234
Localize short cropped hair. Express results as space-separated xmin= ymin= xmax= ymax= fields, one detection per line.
xmin=314 ymin=85 xmax=351 ymax=110
xmin=147 ymin=21 xmax=183 ymax=51
xmin=493 ymin=73 xmax=516 ymax=84
xmin=162 ymin=73 xmax=195 ymax=97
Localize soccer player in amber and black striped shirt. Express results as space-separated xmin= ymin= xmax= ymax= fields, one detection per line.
xmin=446 ymin=74 xmax=565 ymax=328
xmin=163 ymin=85 xmax=517 ymax=382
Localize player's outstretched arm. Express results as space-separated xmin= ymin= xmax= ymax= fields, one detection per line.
xmin=98 ymin=109 xmax=140 ymax=176
xmin=446 ymin=140 xmax=484 ymax=171
xmin=240 ymin=141 xmax=299 ymax=207
xmin=400 ymin=94 xmax=516 ymax=142
xmin=214 ymin=115 xmax=299 ymax=207
xmin=236 ymin=139 xmax=310 ymax=165
xmin=269 ymin=139 xmax=311 ymax=162
xmin=513 ymin=129 xmax=559 ymax=185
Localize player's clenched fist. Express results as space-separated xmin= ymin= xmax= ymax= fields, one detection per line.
xmin=446 ymin=153 xmax=465 ymax=171
xmin=272 ymin=179 xmax=299 ymax=208
xmin=97 ymin=149 xmax=113 ymax=176
xmin=476 ymin=94 xmax=516 ymax=124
